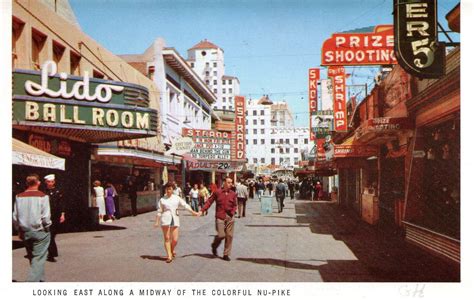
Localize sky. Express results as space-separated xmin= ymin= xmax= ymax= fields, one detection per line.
xmin=69 ymin=0 xmax=460 ymax=127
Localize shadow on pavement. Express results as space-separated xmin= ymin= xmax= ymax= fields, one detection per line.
xmin=245 ymin=225 xmax=309 ymax=228
xmin=13 ymin=240 xmax=24 ymax=250
xmin=294 ymin=202 xmax=460 ymax=282
xmin=180 ymin=253 xmax=219 ymax=259
xmin=140 ymin=255 xmax=167 ymax=261
xmin=237 ymin=258 xmax=326 ymax=271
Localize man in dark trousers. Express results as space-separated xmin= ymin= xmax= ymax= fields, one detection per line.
xmin=13 ymin=174 xmax=52 ymax=281
xmin=275 ymin=179 xmax=287 ymax=213
xmin=199 ymin=177 xmax=237 ymax=261
xmin=288 ymin=180 xmax=295 ymax=199
xmin=128 ymin=169 xmax=140 ymax=216
xmin=43 ymin=174 xmax=65 ymax=262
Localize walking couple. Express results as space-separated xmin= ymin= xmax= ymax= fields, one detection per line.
xmin=154 ymin=177 xmax=237 ymax=263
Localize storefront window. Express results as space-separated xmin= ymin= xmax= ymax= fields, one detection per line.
xmin=408 ymin=118 xmax=460 ymax=239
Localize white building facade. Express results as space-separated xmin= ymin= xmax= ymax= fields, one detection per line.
xmin=245 ymin=96 xmax=310 ymax=175
xmin=120 ymin=38 xmax=217 ymax=146
xmin=187 ymin=39 xmax=240 ymax=111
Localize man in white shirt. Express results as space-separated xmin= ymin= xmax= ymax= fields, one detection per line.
xmin=236 ymin=180 xmax=249 ymax=218
xmin=13 ymin=174 xmax=52 ymax=282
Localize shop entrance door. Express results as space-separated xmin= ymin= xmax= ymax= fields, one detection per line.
xmin=379 ymin=157 xmax=405 ymax=229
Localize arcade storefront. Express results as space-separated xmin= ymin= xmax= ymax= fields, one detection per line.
xmin=12 ymin=61 xmax=158 ymax=229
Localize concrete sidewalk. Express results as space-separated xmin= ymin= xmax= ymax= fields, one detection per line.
xmin=12 ymin=196 xmax=459 ymax=282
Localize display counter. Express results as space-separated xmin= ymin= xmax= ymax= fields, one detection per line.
xmin=119 ymin=190 xmax=160 ymax=216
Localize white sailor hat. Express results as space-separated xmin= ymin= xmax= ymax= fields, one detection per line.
xmin=44 ymin=174 xmax=55 ymax=181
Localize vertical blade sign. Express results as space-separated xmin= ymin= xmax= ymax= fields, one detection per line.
xmin=328 ymin=66 xmax=348 ymax=132
xmin=309 ymin=68 xmax=320 ymax=140
xmin=394 ymin=0 xmax=445 ymax=78
xmin=234 ymin=96 xmax=246 ymax=160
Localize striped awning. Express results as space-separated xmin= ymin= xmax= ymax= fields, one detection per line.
xmin=12 ymin=138 xmax=65 ymax=170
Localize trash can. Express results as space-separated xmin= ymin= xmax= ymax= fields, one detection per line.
xmin=260 ymin=195 xmax=273 ymax=215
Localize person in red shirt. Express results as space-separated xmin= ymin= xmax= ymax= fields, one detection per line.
xmin=198 ymin=177 xmax=237 ymax=261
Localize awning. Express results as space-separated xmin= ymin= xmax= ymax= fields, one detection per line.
xmin=12 ymin=138 xmax=65 ymax=170
xmin=334 ymin=135 xmax=378 ymax=158
xmin=354 ymin=117 xmax=414 ymax=145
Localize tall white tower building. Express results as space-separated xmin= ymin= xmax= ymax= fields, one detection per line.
xmin=245 ymin=96 xmax=311 ymax=175
xmin=187 ymin=39 xmax=240 ymax=111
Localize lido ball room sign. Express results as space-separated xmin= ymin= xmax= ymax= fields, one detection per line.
xmin=13 ymin=61 xmax=157 ymax=133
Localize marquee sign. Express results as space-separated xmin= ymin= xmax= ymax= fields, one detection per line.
xmin=309 ymin=68 xmax=320 ymax=140
xmin=182 ymin=129 xmax=233 ymax=161
xmin=13 ymin=61 xmax=158 ymax=141
xmin=394 ymin=0 xmax=445 ymax=78
xmin=328 ymin=66 xmax=348 ymax=132
xmin=321 ymin=25 xmax=397 ymax=66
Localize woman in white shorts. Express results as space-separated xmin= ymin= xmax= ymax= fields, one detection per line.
xmin=154 ymin=182 xmax=200 ymax=263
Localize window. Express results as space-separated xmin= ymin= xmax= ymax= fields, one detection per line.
xmin=223 ymin=97 xmax=227 ymax=103
xmin=93 ymin=70 xmax=105 ymax=79
xmin=222 ymin=89 xmax=226 ymax=94
xmin=201 ymin=51 xmax=207 ymax=56
xmin=12 ymin=18 xmax=25 ymax=68
xmin=228 ymin=79 xmax=232 ymax=84
xmin=190 ymin=62 xmax=194 ymax=68
xmin=260 ymin=119 xmax=264 ymax=125
xmin=213 ymin=62 xmax=217 ymax=67
xmin=213 ymin=71 xmax=217 ymax=76
xmin=206 ymin=80 xmax=210 ymax=84
xmin=279 ymin=157 xmax=284 ymax=164
xmin=253 ymin=158 xmax=258 ymax=164
xmin=260 ymin=110 xmax=264 ymax=115
xmin=280 ymin=148 xmax=284 ymax=153
xmin=206 ymin=62 xmax=210 ymax=66
xmin=294 ymin=148 xmax=298 ymax=153
xmin=304 ymin=139 xmax=309 ymax=144
xmin=279 ymin=138 xmax=283 ymax=144
xmin=294 ymin=139 xmax=298 ymax=144
xmin=271 ymin=139 xmax=275 ymax=144
xmin=70 ymin=51 xmax=81 ymax=76
xmin=246 ymin=129 xmax=248 ymax=134
xmin=253 ymin=129 xmax=257 ymax=134
xmin=286 ymin=139 xmax=290 ymax=144
xmin=213 ymin=89 xmax=217 ymax=93
xmin=32 ymin=28 xmax=47 ymax=70
xmin=213 ymin=80 xmax=217 ymax=85
xmin=229 ymin=97 xmax=233 ymax=102
xmin=271 ymin=158 xmax=275 ymax=165
xmin=294 ymin=158 xmax=299 ymax=164
xmin=261 ymin=139 xmax=264 ymax=144
xmin=271 ymin=148 xmax=275 ymax=153
xmin=253 ymin=111 xmax=257 ymax=116
xmin=253 ymin=120 xmax=257 ymax=125
xmin=260 ymin=129 xmax=265 ymax=134
xmin=245 ymin=120 xmax=248 ymax=125
xmin=261 ymin=158 xmax=265 ymax=163
xmin=286 ymin=148 xmax=290 ymax=153
xmin=147 ymin=66 xmax=155 ymax=80
xmin=253 ymin=139 xmax=257 ymax=145
xmin=222 ymin=80 xmax=226 ymax=85
xmin=205 ymin=71 xmax=210 ymax=76
xmin=229 ymin=88 xmax=233 ymax=93
xmin=246 ymin=139 xmax=248 ymax=145
xmin=53 ymin=41 xmax=66 ymax=71
xmin=229 ymin=106 xmax=233 ymax=110
xmin=223 ymin=106 xmax=226 ymax=110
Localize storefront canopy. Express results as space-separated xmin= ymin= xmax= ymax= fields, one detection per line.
xmin=12 ymin=138 xmax=65 ymax=170
xmin=334 ymin=135 xmax=378 ymax=158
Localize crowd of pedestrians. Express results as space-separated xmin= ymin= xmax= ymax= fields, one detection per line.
xmin=13 ymin=171 xmax=327 ymax=281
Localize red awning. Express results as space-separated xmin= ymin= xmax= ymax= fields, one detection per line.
xmin=355 ymin=117 xmax=414 ymax=145
xmin=333 ymin=135 xmax=378 ymax=158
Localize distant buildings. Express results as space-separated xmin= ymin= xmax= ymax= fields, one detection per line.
xmin=186 ymin=39 xmax=240 ymax=112
xmin=245 ymin=96 xmax=311 ymax=175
